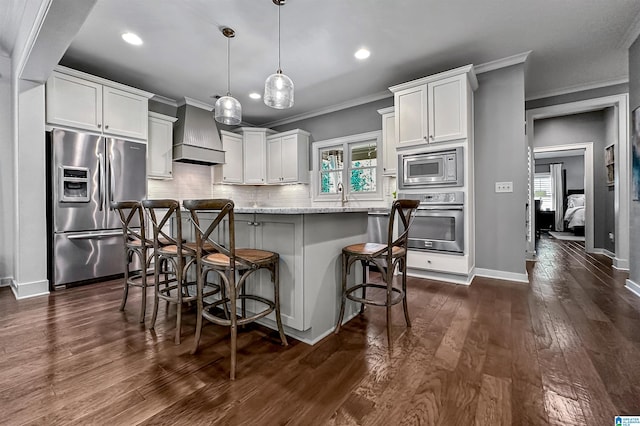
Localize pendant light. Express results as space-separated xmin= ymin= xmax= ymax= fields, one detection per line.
xmin=215 ymin=27 xmax=242 ymax=125
xmin=264 ymin=0 xmax=294 ymax=109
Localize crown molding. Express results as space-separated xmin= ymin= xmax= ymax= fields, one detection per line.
xmin=262 ymin=90 xmax=392 ymax=128
xmin=54 ymin=65 xmax=155 ymax=98
xmin=474 ymin=51 xmax=531 ymax=74
xmin=525 ymin=77 xmax=628 ymax=101
xmin=179 ymin=96 xmax=214 ymax=111
xmin=619 ymin=9 xmax=640 ymax=49
xmin=150 ymin=94 xmax=178 ymax=107
xmin=377 ymin=106 xmax=394 ymax=115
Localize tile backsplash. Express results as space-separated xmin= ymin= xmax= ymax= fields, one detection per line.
xmin=147 ymin=162 xmax=213 ymax=200
xmin=148 ymin=163 xmax=397 ymax=208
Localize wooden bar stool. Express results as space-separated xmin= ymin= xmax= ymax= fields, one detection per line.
xmin=334 ymin=199 xmax=420 ymax=349
xmin=184 ymin=199 xmax=288 ymax=380
xmin=142 ymin=199 xmax=220 ymax=344
xmin=111 ymin=201 xmax=155 ymax=323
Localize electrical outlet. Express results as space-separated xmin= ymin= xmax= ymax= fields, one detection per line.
xmin=609 ymin=232 xmax=615 ymax=242
xmin=495 ymin=181 xmax=513 ymax=193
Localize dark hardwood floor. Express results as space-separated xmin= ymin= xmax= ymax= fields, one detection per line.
xmin=1 ymin=237 xmax=639 ymax=425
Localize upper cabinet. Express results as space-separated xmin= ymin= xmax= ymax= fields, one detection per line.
xmin=240 ymin=128 xmax=276 ymax=184
xmin=216 ymin=127 xmax=309 ymax=185
xmin=267 ymin=129 xmax=310 ymax=184
xmin=220 ymin=130 xmax=244 ymax=184
xmin=389 ymin=65 xmax=477 ymax=148
xmin=147 ymin=112 xmax=178 ymax=179
xmin=377 ymin=107 xmax=397 ymax=175
xmin=46 ymin=67 xmax=153 ymax=140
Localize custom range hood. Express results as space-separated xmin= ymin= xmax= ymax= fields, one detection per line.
xmin=173 ymin=98 xmax=225 ymax=165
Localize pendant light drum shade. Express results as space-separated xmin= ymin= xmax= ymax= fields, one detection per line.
xmin=264 ymin=0 xmax=294 ymax=109
xmin=264 ymin=71 xmax=294 ymax=109
xmin=215 ymin=27 xmax=242 ymax=125
xmin=214 ymin=95 xmax=241 ymax=125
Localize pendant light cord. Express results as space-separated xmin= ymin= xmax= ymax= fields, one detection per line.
xmin=227 ymin=35 xmax=231 ymax=95
xmin=277 ymin=3 xmax=282 ymax=73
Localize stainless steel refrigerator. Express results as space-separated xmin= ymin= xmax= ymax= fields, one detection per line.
xmin=48 ymin=128 xmax=147 ymax=286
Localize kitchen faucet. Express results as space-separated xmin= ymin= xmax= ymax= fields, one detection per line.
xmin=337 ymin=182 xmax=348 ymax=205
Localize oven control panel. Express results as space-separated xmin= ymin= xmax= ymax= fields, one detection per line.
xmin=399 ymin=191 xmax=464 ymax=205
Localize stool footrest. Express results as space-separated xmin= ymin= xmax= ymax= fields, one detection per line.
xmin=203 ymin=294 xmax=276 ymax=326
xmin=346 ymin=282 xmax=404 ymax=307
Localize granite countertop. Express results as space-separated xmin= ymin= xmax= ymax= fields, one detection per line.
xmin=233 ymin=206 xmax=371 ymax=214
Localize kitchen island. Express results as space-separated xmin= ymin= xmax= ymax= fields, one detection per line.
xmin=180 ymin=207 xmax=369 ymax=345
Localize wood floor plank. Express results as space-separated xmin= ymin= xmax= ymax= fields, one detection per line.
xmin=0 ymin=237 xmax=636 ymax=424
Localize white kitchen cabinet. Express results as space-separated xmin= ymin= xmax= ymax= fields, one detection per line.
xmin=46 ymin=67 xmax=152 ymax=140
xmin=378 ymin=107 xmax=397 ymax=175
xmin=246 ymin=214 xmax=304 ymax=330
xmin=393 ymin=85 xmax=428 ymax=147
xmin=266 ymin=129 xmax=310 ymax=184
xmin=147 ymin=112 xmax=178 ymax=179
xmin=237 ymin=128 xmax=276 ymax=185
xmin=389 ymin=65 xmax=476 ymax=148
xmin=428 ymin=75 xmax=466 ymax=143
xmin=220 ymin=130 xmax=244 ymax=183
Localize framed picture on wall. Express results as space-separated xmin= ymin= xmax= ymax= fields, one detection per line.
xmin=633 ymin=107 xmax=640 ymax=201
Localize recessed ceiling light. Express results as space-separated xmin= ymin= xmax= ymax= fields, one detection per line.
xmin=354 ymin=48 xmax=370 ymax=60
xmin=121 ymin=32 xmax=143 ymax=46
xmin=249 ymin=92 xmax=262 ymax=100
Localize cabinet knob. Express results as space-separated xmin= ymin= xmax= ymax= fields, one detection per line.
xmin=423 ymin=136 xmax=427 ymax=140
xmin=429 ymin=135 xmax=434 ymax=140
xmin=105 ymin=125 xmax=109 ymax=129
xmin=97 ymin=124 xmax=102 ymax=128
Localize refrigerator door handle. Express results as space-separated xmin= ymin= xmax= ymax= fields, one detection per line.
xmin=67 ymin=231 xmax=123 ymax=240
xmin=109 ymin=154 xmax=115 ymax=207
xmin=97 ymin=153 xmax=104 ymax=211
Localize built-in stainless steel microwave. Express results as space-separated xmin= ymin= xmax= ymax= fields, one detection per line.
xmin=398 ymin=147 xmax=463 ymax=189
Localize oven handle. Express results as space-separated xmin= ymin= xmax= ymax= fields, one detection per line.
xmin=417 ymin=206 xmax=463 ymax=211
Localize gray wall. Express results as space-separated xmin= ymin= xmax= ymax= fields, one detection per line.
xmin=526 ymin=83 xmax=628 ymax=110
xmin=474 ymin=64 xmax=527 ymax=275
xmin=535 ymin=155 xmax=585 ymax=191
xmin=628 ymin=37 xmax=640 ymax=285
xmin=149 ymin=99 xmax=177 ymax=117
xmin=533 ymin=111 xmax=609 ymax=248
xmin=271 ymin=97 xmax=393 ymax=142
xmin=0 ymin=57 xmax=13 ymax=281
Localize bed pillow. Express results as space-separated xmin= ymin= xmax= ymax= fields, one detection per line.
xmin=567 ymin=194 xmax=585 ymax=208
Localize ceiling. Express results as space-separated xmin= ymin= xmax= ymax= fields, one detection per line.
xmin=57 ymin=0 xmax=640 ymax=126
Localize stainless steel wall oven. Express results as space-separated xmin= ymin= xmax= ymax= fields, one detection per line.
xmin=399 ymin=191 xmax=464 ymax=254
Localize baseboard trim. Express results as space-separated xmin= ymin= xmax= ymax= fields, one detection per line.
xmin=473 ymin=268 xmax=529 ymax=284
xmin=592 ymin=248 xmax=615 ymax=259
xmin=613 ymin=257 xmax=630 ymax=271
xmin=407 ymin=268 xmax=473 ymax=285
xmin=0 ymin=277 xmax=12 ymax=287
xmin=626 ymin=279 xmax=640 ymax=299
xmin=10 ymin=279 xmax=50 ymax=300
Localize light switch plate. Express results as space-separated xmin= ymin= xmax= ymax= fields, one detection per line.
xmin=495 ymin=181 xmax=513 ymax=193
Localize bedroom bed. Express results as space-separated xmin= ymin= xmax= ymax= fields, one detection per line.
xmin=564 ymin=191 xmax=585 ymax=236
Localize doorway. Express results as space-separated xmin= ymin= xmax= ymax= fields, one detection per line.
xmin=533 ymin=147 xmax=588 ymax=248
xmin=526 ymin=94 xmax=629 ymax=270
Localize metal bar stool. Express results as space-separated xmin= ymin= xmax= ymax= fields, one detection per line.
xmin=111 ymin=201 xmax=155 ymax=323
xmin=334 ymin=199 xmax=420 ymax=349
xmin=142 ymin=199 xmax=220 ymax=344
xmin=184 ymin=199 xmax=288 ymax=380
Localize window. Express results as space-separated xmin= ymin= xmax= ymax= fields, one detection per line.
xmin=313 ymin=131 xmax=382 ymax=201
xmin=534 ymin=172 xmax=553 ymax=211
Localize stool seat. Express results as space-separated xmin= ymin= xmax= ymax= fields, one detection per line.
xmin=343 ymin=243 xmax=405 ymax=257
xmin=334 ymin=199 xmax=420 ymax=350
xmin=202 ymin=248 xmax=277 ymax=268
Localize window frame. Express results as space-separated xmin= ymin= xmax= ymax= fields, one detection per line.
xmin=534 ymin=172 xmax=554 ymax=211
xmin=312 ymin=131 xmax=383 ymax=202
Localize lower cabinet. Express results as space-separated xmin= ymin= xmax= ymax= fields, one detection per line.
xmin=241 ymin=215 xmax=304 ymax=330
